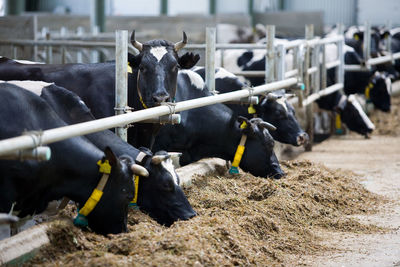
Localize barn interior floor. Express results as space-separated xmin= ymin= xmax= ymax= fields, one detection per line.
xmin=292 ymin=134 xmax=400 ymax=266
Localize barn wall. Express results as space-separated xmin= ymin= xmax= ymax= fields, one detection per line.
xmin=284 ymin=0 xmax=357 ymax=26
xmin=358 ymin=0 xmax=400 ymax=26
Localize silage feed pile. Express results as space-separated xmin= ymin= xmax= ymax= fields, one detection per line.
xmin=25 ymin=160 xmax=384 ymax=266
xmin=370 ymin=96 xmax=400 ymax=136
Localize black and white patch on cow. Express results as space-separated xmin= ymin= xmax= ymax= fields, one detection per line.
xmin=347 ymin=94 xmax=375 ymax=131
xmin=161 ymin=157 xmax=180 ymax=185
xmin=179 ymin=69 xmax=204 ymax=90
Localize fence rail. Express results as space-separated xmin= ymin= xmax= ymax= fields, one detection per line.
xmin=1 ymin=21 xmax=394 ymax=154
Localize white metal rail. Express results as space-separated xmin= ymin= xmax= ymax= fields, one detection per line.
xmin=0 ymin=78 xmax=297 ymax=156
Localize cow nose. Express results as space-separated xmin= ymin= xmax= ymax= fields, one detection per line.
xmin=296 ymin=132 xmax=309 ymax=146
xmin=153 ymin=94 xmax=170 ymax=103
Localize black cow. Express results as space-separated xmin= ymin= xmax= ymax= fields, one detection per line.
xmin=0 ymin=32 xmax=200 ymax=148
xmin=0 ymin=82 xmax=145 ymax=235
xmin=7 ymin=80 xmax=196 ymax=227
xmin=153 ymin=70 xmax=284 ymax=179
xmin=193 ymin=67 xmax=308 ymax=146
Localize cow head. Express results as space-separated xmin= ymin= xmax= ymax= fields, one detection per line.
xmin=128 ymin=31 xmax=200 ymax=108
xmin=351 ymin=30 xmax=383 ymax=58
xmin=335 ymin=95 xmax=375 ymax=137
xmin=86 ymin=147 xmax=136 ymax=235
xmin=257 ymin=92 xmax=309 ymax=146
xmin=136 ymin=149 xmax=196 ymax=227
xmin=368 ymin=72 xmax=392 ymax=112
xmin=235 ymin=116 xmax=285 ymax=179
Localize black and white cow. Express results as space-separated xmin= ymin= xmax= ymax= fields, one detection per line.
xmin=324 ymin=43 xmax=392 ymax=112
xmin=0 ymin=82 xmax=145 ymax=235
xmin=193 ymin=67 xmax=308 ymax=146
xmin=6 ymin=80 xmax=196 ymax=227
xmin=316 ymin=91 xmax=375 ymax=137
xmin=153 ymin=70 xmax=284 ymax=179
xmin=0 ymin=32 xmax=200 ymax=148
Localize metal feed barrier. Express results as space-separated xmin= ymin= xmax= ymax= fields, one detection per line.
xmin=1 ymin=21 xmax=396 ymax=156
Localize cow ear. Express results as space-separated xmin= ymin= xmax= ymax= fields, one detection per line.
xmin=353 ymin=32 xmax=362 ymax=41
xmin=128 ymin=53 xmax=141 ymax=69
xmin=178 ymin=52 xmax=200 ymax=69
xmin=381 ymin=31 xmax=390 ymax=39
xmin=104 ymin=147 xmax=118 ymax=166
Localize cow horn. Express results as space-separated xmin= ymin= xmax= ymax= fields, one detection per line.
xmin=131 ymin=30 xmax=143 ymax=52
xmin=259 ymin=121 xmax=277 ymax=131
xmin=131 ymin=164 xmax=149 ymax=177
xmin=151 ymin=154 xmax=170 ymax=165
xmin=284 ymin=93 xmax=295 ymax=98
xmin=174 ymin=32 xmax=187 ymax=51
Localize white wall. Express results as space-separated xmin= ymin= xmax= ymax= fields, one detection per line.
xmin=358 ymin=0 xmax=400 ymax=26
xmin=168 ymin=0 xmax=208 ymax=15
xmin=217 ymin=0 xmax=247 ymax=14
xmin=112 ymin=0 xmax=159 ymax=16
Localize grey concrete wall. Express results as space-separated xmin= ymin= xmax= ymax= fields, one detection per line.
xmin=254 ymin=11 xmax=324 ymax=38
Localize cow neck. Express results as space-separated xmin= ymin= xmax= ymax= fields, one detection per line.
xmin=364 ymin=81 xmax=374 ymax=101
xmin=136 ymin=69 xmax=148 ymax=109
xmin=129 ymin=175 xmax=140 ymax=208
xmin=73 ymin=159 xmax=112 ymax=228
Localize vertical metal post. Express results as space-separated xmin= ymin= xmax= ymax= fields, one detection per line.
xmin=386 ymin=20 xmax=393 ymax=63
xmin=115 ymin=30 xmax=128 ymax=141
xmin=336 ymin=24 xmax=345 ymax=86
xmin=205 ymin=27 xmax=216 ymax=94
xmin=364 ymin=21 xmax=371 ymax=66
xmin=160 ymin=0 xmax=168 ymax=15
xmin=60 ymin=27 xmax=67 ymax=64
xmin=312 ymin=43 xmax=320 ymax=93
xmin=304 ymin=24 xmax=314 ymax=151
xmin=33 ymin=15 xmax=38 ymax=62
xmin=91 ymin=26 xmax=99 ymax=63
xmin=12 ymin=45 xmax=17 ymax=59
xmin=321 ymin=44 xmax=327 ymax=89
xmin=46 ymin=32 xmax=53 ymax=64
xmin=76 ymin=27 xmax=84 ymax=63
xmin=296 ymin=42 xmax=304 ymax=108
xmin=248 ymin=0 xmax=255 ymax=28
xmin=209 ymin=0 xmax=216 ymax=15
xmin=276 ymin=44 xmax=285 ymax=81
xmin=265 ymin=25 xmax=275 ymax=83
xmin=6 ymin=0 xmax=24 ymax=15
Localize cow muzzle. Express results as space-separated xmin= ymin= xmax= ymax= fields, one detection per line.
xmin=296 ymin=132 xmax=309 ymax=146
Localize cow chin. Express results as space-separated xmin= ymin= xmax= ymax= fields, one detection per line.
xmin=140 ymin=187 xmax=196 ymax=227
xmin=88 ymin=207 xmax=128 ymax=235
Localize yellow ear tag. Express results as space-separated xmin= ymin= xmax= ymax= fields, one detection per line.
xmin=97 ymin=160 xmax=111 ymax=174
xmin=354 ymin=34 xmax=359 ymax=41
xmin=248 ymin=104 xmax=256 ymax=114
xmin=240 ymin=121 xmax=248 ymax=129
xmin=127 ymin=63 xmax=133 ymax=74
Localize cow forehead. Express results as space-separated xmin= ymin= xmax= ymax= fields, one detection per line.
xmin=0 ymin=80 xmax=53 ymax=96
xmin=149 ymin=46 xmax=168 ymax=62
xmin=276 ymin=97 xmax=288 ymax=113
xmin=161 ymin=158 xmax=179 ymax=185
xmin=348 ymin=95 xmax=375 ymax=130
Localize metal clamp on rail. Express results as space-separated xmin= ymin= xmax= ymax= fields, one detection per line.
xmin=142 ymin=102 xmax=181 ymax=125
xmin=226 ymin=87 xmax=259 ymax=105
xmin=114 ymin=106 xmax=134 ymax=113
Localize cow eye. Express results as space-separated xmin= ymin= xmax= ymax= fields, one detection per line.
xmin=139 ymin=66 xmax=146 ymax=73
xmin=121 ymin=188 xmax=127 ymax=193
